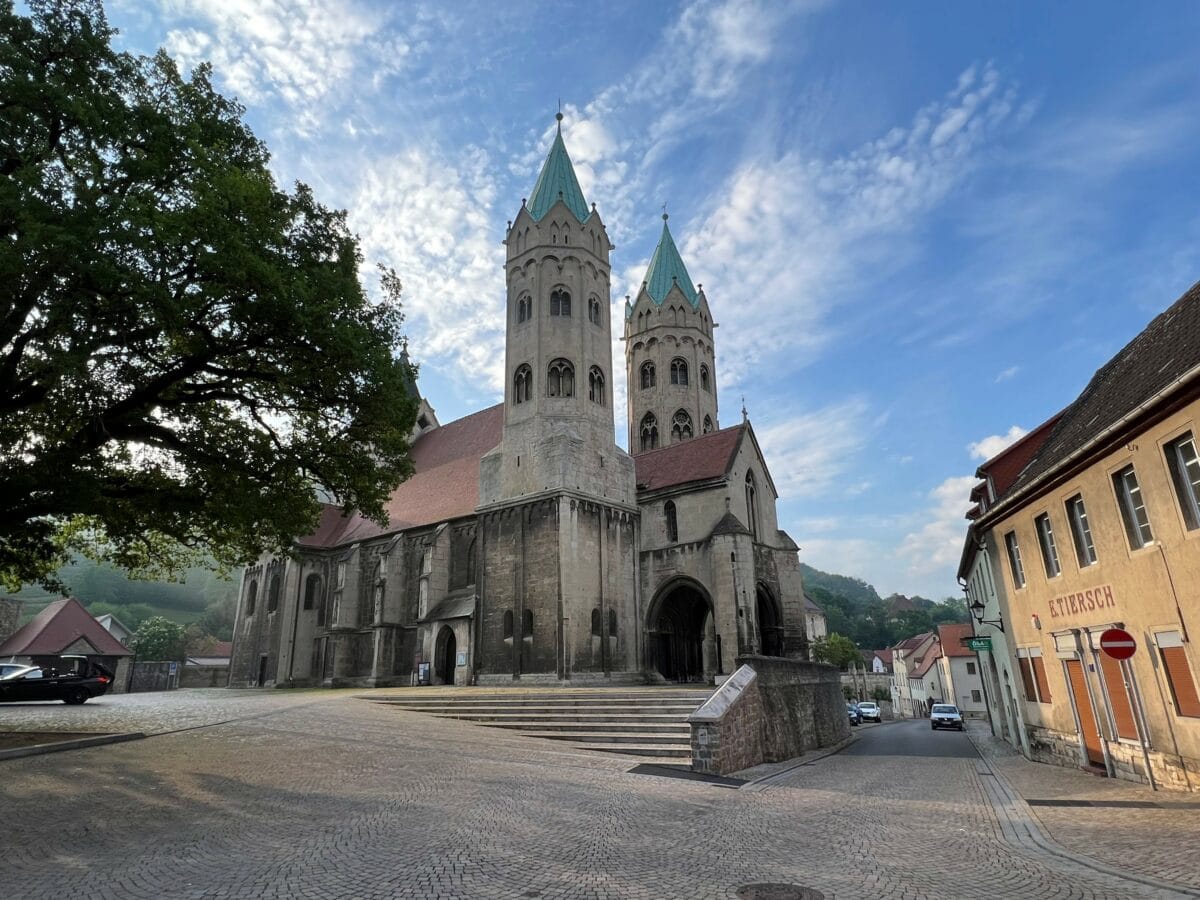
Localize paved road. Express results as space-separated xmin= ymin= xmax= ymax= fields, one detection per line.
xmin=842 ymin=717 xmax=978 ymax=758
xmin=1 ymin=692 xmax=1197 ymax=899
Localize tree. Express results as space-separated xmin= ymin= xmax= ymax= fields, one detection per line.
xmin=129 ymin=615 xmax=187 ymax=661
xmin=0 ymin=2 xmax=417 ymax=589
xmin=810 ymin=633 xmax=862 ymax=670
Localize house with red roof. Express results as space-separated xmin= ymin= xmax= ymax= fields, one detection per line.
xmin=229 ymin=122 xmax=811 ymax=690
xmin=0 ymin=598 xmax=132 ymax=691
xmin=935 ymin=623 xmax=986 ymax=717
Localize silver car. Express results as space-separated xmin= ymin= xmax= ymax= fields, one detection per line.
xmin=930 ymin=703 xmax=964 ymax=731
xmin=857 ymin=701 xmax=881 ymax=722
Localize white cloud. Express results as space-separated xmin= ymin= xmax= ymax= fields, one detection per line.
xmin=968 ymin=425 xmax=1028 ymax=461
xmin=895 ymin=475 xmax=979 ymax=583
xmin=160 ymin=0 xmax=408 ymax=133
xmin=349 ymin=147 xmax=506 ymax=395
xmin=995 ymin=365 xmax=1019 ymax=382
xmin=755 ymin=397 xmax=872 ymax=498
xmin=679 ymin=63 xmax=1019 ymax=388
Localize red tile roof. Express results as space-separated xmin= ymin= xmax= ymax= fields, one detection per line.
xmin=298 ymin=404 xmax=504 ymax=548
xmin=976 ymin=412 xmax=1062 ymax=501
xmin=873 ymin=649 xmax=894 ymax=666
xmin=634 ymin=424 xmax=743 ymax=492
xmin=909 ymin=642 xmax=943 ymax=678
xmin=938 ymin=623 xmax=976 ymax=657
xmin=0 ymin=598 xmax=131 ymax=657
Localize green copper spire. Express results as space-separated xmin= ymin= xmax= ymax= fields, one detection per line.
xmin=527 ymin=113 xmax=591 ymax=224
xmin=644 ymin=214 xmax=698 ymax=306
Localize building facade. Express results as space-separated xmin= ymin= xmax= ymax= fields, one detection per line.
xmin=963 ymin=281 xmax=1200 ymax=790
xmin=228 ymin=120 xmax=810 ymax=689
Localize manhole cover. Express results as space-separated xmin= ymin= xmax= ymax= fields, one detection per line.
xmin=736 ymin=884 xmax=824 ymax=900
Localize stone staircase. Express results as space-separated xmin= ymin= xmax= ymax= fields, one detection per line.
xmin=365 ymin=688 xmax=712 ymax=762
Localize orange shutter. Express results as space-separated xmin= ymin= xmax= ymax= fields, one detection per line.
xmin=1098 ymin=652 xmax=1138 ymax=740
xmin=1031 ymin=656 xmax=1052 ymax=703
xmin=1018 ymin=657 xmax=1037 ymax=702
xmin=1161 ymin=647 xmax=1200 ymax=718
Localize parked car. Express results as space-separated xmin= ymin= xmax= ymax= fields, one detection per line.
xmin=0 ymin=658 xmax=114 ymax=705
xmin=930 ymin=703 xmax=964 ymax=731
xmin=857 ymin=701 xmax=881 ymax=723
xmin=847 ymin=702 xmax=861 ymax=726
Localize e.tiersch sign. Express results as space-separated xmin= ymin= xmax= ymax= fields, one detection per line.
xmin=1047 ymin=584 xmax=1115 ymax=619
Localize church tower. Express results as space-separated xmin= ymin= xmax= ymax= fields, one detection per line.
xmin=624 ymin=215 xmax=718 ymax=454
xmin=477 ymin=116 xmax=640 ymax=684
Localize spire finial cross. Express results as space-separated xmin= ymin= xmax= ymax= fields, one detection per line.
xmin=661 ymin=202 xmax=668 ymax=222
xmin=556 ymin=98 xmax=563 ymax=132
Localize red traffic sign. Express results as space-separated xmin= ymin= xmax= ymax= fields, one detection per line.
xmin=1099 ymin=628 xmax=1137 ymax=660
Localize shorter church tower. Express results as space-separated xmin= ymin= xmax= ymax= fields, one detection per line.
xmin=624 ymin=215 xmax=718 ymax=454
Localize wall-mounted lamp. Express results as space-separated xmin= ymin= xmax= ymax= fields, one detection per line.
xmin=969 ymin=597 xmax=1005 ymax=633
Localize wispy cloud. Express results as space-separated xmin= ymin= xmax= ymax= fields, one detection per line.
xmin=968 ymin=425 xmax=1028 ymax=461
xmin=756 ymin=397 xmax=872 ymax=498
xmin=895 ymin=475 xmax=979 ymax=583
xmin=995 ymin=365 xmax=1019 ymax=383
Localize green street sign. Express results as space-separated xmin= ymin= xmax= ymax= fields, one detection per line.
xmin=966 ymin=637 xmax=992 ymax=651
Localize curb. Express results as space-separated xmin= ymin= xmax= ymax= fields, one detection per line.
xmin=0 ymin=732 xmax=146 ymax=762
xmin=739 ymin=731 xmax=860 ymax=791
xmin=966 ymin=729 xmax=1200 ymax=898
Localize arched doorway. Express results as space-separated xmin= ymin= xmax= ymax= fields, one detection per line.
xmin=756 ymin=585 xmax=784 ymax=657
xmin=436 ymin=625 xmax=457 ymax=686
xmin=649 ymin=581 xmax=712 ymax=682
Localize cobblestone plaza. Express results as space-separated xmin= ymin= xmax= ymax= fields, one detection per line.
xmin=2 ymin=690 xmax=1199 ymax=899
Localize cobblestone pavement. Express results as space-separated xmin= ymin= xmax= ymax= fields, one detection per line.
xmin=1 ymin=692 xmax=1198 ymax=899
xmin=965 ymin=720 xmax=1200 ymax=892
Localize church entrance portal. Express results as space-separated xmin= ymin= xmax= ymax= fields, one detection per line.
xmin=756 ymin=585 xmax=784 ymax=657
xmin=650 ymin=583 xmax=712 ymax=682
xmin=436 ymin=625 xmax=457 ymax=686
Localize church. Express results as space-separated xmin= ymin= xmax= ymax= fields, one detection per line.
xmin=229 ymin=118 xmax=810 ymax=688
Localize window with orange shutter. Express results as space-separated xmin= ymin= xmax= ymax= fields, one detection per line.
xmin=1098 ymin=652 xmax=1138 ymax=740
xmin=1161 ymin=647 xmax=1200 ymax=718
xmin=1031 ymin=656 xmax=1052 ymax=703
xmin=1018 ymin=657 xmax=1037 ymax=703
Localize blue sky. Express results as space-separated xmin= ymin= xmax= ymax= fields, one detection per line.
xmin=105 ymin=0 xmax=1200 ymax=600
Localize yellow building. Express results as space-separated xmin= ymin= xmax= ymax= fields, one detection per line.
xmin=968 ymin=281 xmax=1200 ymax=791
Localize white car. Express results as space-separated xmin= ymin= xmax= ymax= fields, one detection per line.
xmin=856 ymin=701 xmax=881 ymax=723
xmin=930 ymin=703 xmax=964 ymax=731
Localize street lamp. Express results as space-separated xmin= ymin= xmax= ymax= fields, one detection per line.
xmin=969 ymin=596 xmax=1005 ymax=633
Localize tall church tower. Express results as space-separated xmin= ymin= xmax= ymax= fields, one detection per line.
xmin=624 ymin=215 xmax=718 ymax=454
xmin=477 ymin=117 xmax=640 ymax=683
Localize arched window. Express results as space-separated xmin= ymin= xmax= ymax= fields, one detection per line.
xmin=523 ymin=609 xmax=534 ymax=638
xmin=640 ymin=361 xmax=656 ymax=390
xmin=551 ymin=288 xmax=571 ymax=317
xmin=588 ymin=297 xmax=602 ymax=325
xmin=245 ymin=579 xmax=258 ymax=616
xmin=513 ymin=364 xmax=533 ymax=404
xmin=547 ymin=358 xmax=574 ymax=397
xmin=670 ymin=358 xmax=688 ymax=386
xmin=521 ymin=609 xmax=534 ymax=672
xmin=591 ymin=608 xmax=602 ymax=636
xmin=588 ymin=366 xmax=605 ymax=404
xmin=746 ymin=470 xmax=760 ymax=542
xmin=517 ymin=294 xmax=532 ymax=323
xmin=664 ymin=500 xmax=678 ymax=543
xmin=303 ymin=574 xmax=320 ymax=610
xmin=466 ymin=537 xmax=476 ymax=585
xmin=703 ymin=415 xmax=714 ymax=434
xmin=671 ymin=409 xmax=693 ymax=443
xmin=700 ymin=364 xmax=710 ymax=392
xmin=640 ymin=413 xmax=659 ymax=452
xmin=503 ymin=610 xmax=514 ymax=640
xmin=267 ymin=572 xmax=280 ymax=613
xmin=608 ymin=609 xmax=617 ymax=641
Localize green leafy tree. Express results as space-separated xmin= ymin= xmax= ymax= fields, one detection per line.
xmin=871 ymin=686 xmax=890 ymax=703
xmin=130 ymin=615 xmax=187 ymax=661
xmin=810 ymin=633 xmax=863 ymax=670
xmin=0 ymin=1 xmax=417 ymax=590
xmin=86 ymin=600 xmax=157 ymax=632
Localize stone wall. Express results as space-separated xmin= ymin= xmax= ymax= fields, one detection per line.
xmin=0 ymin=597 xmax=20 ymax=643
xmin=690 ymin=656 xmax=848 ymax=775
xmin=1028 ymin=724 xmax=1200 ymax=792
xmin=128 ymin=661 xmax=180 ymax=693
xmin=181 ymin=665 xmax=229 ymax=688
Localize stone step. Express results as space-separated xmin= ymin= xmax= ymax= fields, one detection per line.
xmin=420 ymin=711 xmax=693 ymax=724
xmin=381 ymin=704 xmax=700 ymax=717
xmin=575 ymin=743 xmax=692 ymax=760
xmin=432 ymin=717 xmax=689 ymax=734
xmin=367 ymin=695 xmax=709 ymax=707
xmin=518 ymin=730 xmax=690 ymax=745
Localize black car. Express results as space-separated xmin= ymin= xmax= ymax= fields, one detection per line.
xmin=847 ymin=702 xmax=862 ymax=726
xmin=0 ymin=658 xmax=114 ymax=704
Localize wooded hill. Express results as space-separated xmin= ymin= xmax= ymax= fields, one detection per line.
xmin=801 ymin=563 xmax=969 ymax=651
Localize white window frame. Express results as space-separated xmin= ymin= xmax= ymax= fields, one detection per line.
xmin=1035 ymin=513 xmax=1061 ymax=578
xmin=1113 ymin=465 xmax=1153 ymax=549
xmin=1004 ymin=530 xmax=1026 ymax=588
xmin=1165 ymin=433 xmax=1200 ymax=531
xmin=1065 ymin=494 xmax=1098 ymax=567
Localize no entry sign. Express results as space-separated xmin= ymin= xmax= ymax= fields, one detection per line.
xmin=1099 ymin=628 xmax=1137 ymax=660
